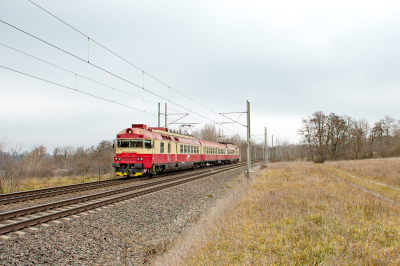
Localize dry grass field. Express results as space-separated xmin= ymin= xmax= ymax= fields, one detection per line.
xmin=174 ymin=162 xmax=400 ymax=265
xmin=325 ymin=158 xmax=400 ymax=187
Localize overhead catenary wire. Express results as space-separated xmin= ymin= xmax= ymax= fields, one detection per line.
xmin=28 ymin=0 xmax=219 ymax=113
xmin=0 ymin=66 xmax=157 ymax=116
xmin=0 ymin=19 xmax=245 ymax=137
xmin=0 ymin=36 xmax=215 ymax=131
xmin=0 ymin=42 xmax=158 ymax=106
xmin=25 ymin=0 xmax=246 ymax=134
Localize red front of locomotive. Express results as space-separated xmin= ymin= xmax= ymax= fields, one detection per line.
xmin=112 ymin=124 xmax=154 ymax=177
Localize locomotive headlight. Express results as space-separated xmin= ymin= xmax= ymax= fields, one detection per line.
xmin=140 ymin=158 xmax=143 ymax=161
xmin=137 ymin=158 xmax=140 ymax=161
xmin=118 ymin=158 xmax=121 ymax=161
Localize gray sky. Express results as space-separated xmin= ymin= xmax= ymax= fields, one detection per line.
xmin=1 ymin=0 xmax=400 ymax=152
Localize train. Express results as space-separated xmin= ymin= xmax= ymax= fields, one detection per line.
xmin=112 ymin=124 xmax=240 ymax=177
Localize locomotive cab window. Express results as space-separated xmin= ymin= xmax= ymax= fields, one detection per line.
xmin=144 ymin=140 xmax=152 ymax=149
xmin=180 ymin=144 xmax=183 ymax=154
xmin=117 ymin=140 xmax=129 ymax=148
xmin=160 ymin=142 xmax=164 ymax=153
xmin=130 ymin=139 xmax=143 ymax=148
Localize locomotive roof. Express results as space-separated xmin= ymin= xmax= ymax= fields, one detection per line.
xmin=116 ymin=128 xmax=200 ymax=144
xmin=151 ymin=129 xmax=196 ymax=140
xmin=116 ymin=127 xmax=237 ymax=148
xmin=198 ymin=140 xmax=238 ymax=149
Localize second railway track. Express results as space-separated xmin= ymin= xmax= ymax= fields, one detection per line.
xmin=0 ymin=163 xmax=236 ymax=205
xmin=0 ymin=162 xmax=256 ymax=235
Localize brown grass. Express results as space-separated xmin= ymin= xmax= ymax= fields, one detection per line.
xmin=325 ymin=157 xmax=400 ymax=188
xmin=13 ymin=174 xmax=117 ymax=193
xmin=320 ymin=164 xmax=400 ymax=202
xmin=163 ymin=162 xmax=400 ymax=265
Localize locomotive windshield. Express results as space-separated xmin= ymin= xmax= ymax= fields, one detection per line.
xmin=117 ymin=140 xmax=129 ymax=148
xmin=117 ymin=139 xmax=151 ymax=149
xmin=130 ymin=139 xmax=143 ymax=148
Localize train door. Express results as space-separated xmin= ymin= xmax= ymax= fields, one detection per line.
xmin=175 ymin=143 xmax=178 ymax=163
xmin=152 ymin=140 xmax=155 ymax=164
xmin=168 ymin=142 xmax=171 ymax=162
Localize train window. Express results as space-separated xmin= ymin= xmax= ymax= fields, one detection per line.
xmin=130 ymin=139 xmax=143 ymax=148
xmin=160 ymin=142 xmax=164 ymax=153
xmin=168 ymin=143 xmax=171 ymax=154
xmin=190 ymin=146 xmax=193 ymax=154
xmin=180 ymin=144 xmax=183 ymax=154
xmin=184 ymin=145 xmax=187 ymax=154
xmin=144 ymin=140 xmax=152 ymax=149
xmin=117 ymin=140 xmax=129 ymax=148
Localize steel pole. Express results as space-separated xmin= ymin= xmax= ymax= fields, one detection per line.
xmin=265 ymin=127 xmax=268 ymax=164
xmin=272 ymin=135 xmax=274 ymax=161
xmin=158 ymin=103 xmax=160 ymax=127
xmin=165 ymin=103 xmax=167 ymax=130
xmin=247 ymin=100 xmax=251 ymax=174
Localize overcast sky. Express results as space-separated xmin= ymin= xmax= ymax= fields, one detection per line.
xmin=1 ymin=0 xmax=400 ymax=152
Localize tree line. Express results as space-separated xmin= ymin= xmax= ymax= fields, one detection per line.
xmin=0 ymin=138 xmax=114 ymax=193
xmin=298 ymin=111 xmax=400 ymax=163
xmin=7 ymin=112 xmax=385 ymax=193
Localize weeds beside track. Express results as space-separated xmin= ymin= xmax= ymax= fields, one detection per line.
xmin=0 ymin=162 xmax=252 ymax=235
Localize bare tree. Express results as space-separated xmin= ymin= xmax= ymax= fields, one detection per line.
xmin=298 ymin=111 xmax=329 ymax=163
xmin=1 ymin=143 xmax=26 ymax=193
xmin=199 ymin=124 xmax=218 ymax=142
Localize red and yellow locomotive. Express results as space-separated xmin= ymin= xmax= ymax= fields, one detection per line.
xmin=112 ymin=124 xmax=239 ymax=177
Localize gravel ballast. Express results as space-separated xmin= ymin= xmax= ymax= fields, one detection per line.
xmin=0 ymin=165 xmax=248 ymax=265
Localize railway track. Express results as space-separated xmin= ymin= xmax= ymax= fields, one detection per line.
xmin=0 ymin=163 xmax=235 ymax=205
xmin=0 ymin=162 xmax=255 ymax=235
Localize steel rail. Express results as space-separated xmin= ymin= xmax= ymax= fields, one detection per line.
xmin=0 ymin=163 xmax=233 ymax=205
xmin=0 ymin=163 xmax=246 ymax=221
xmin=0 ymin=162 xmax=252 ymax=235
